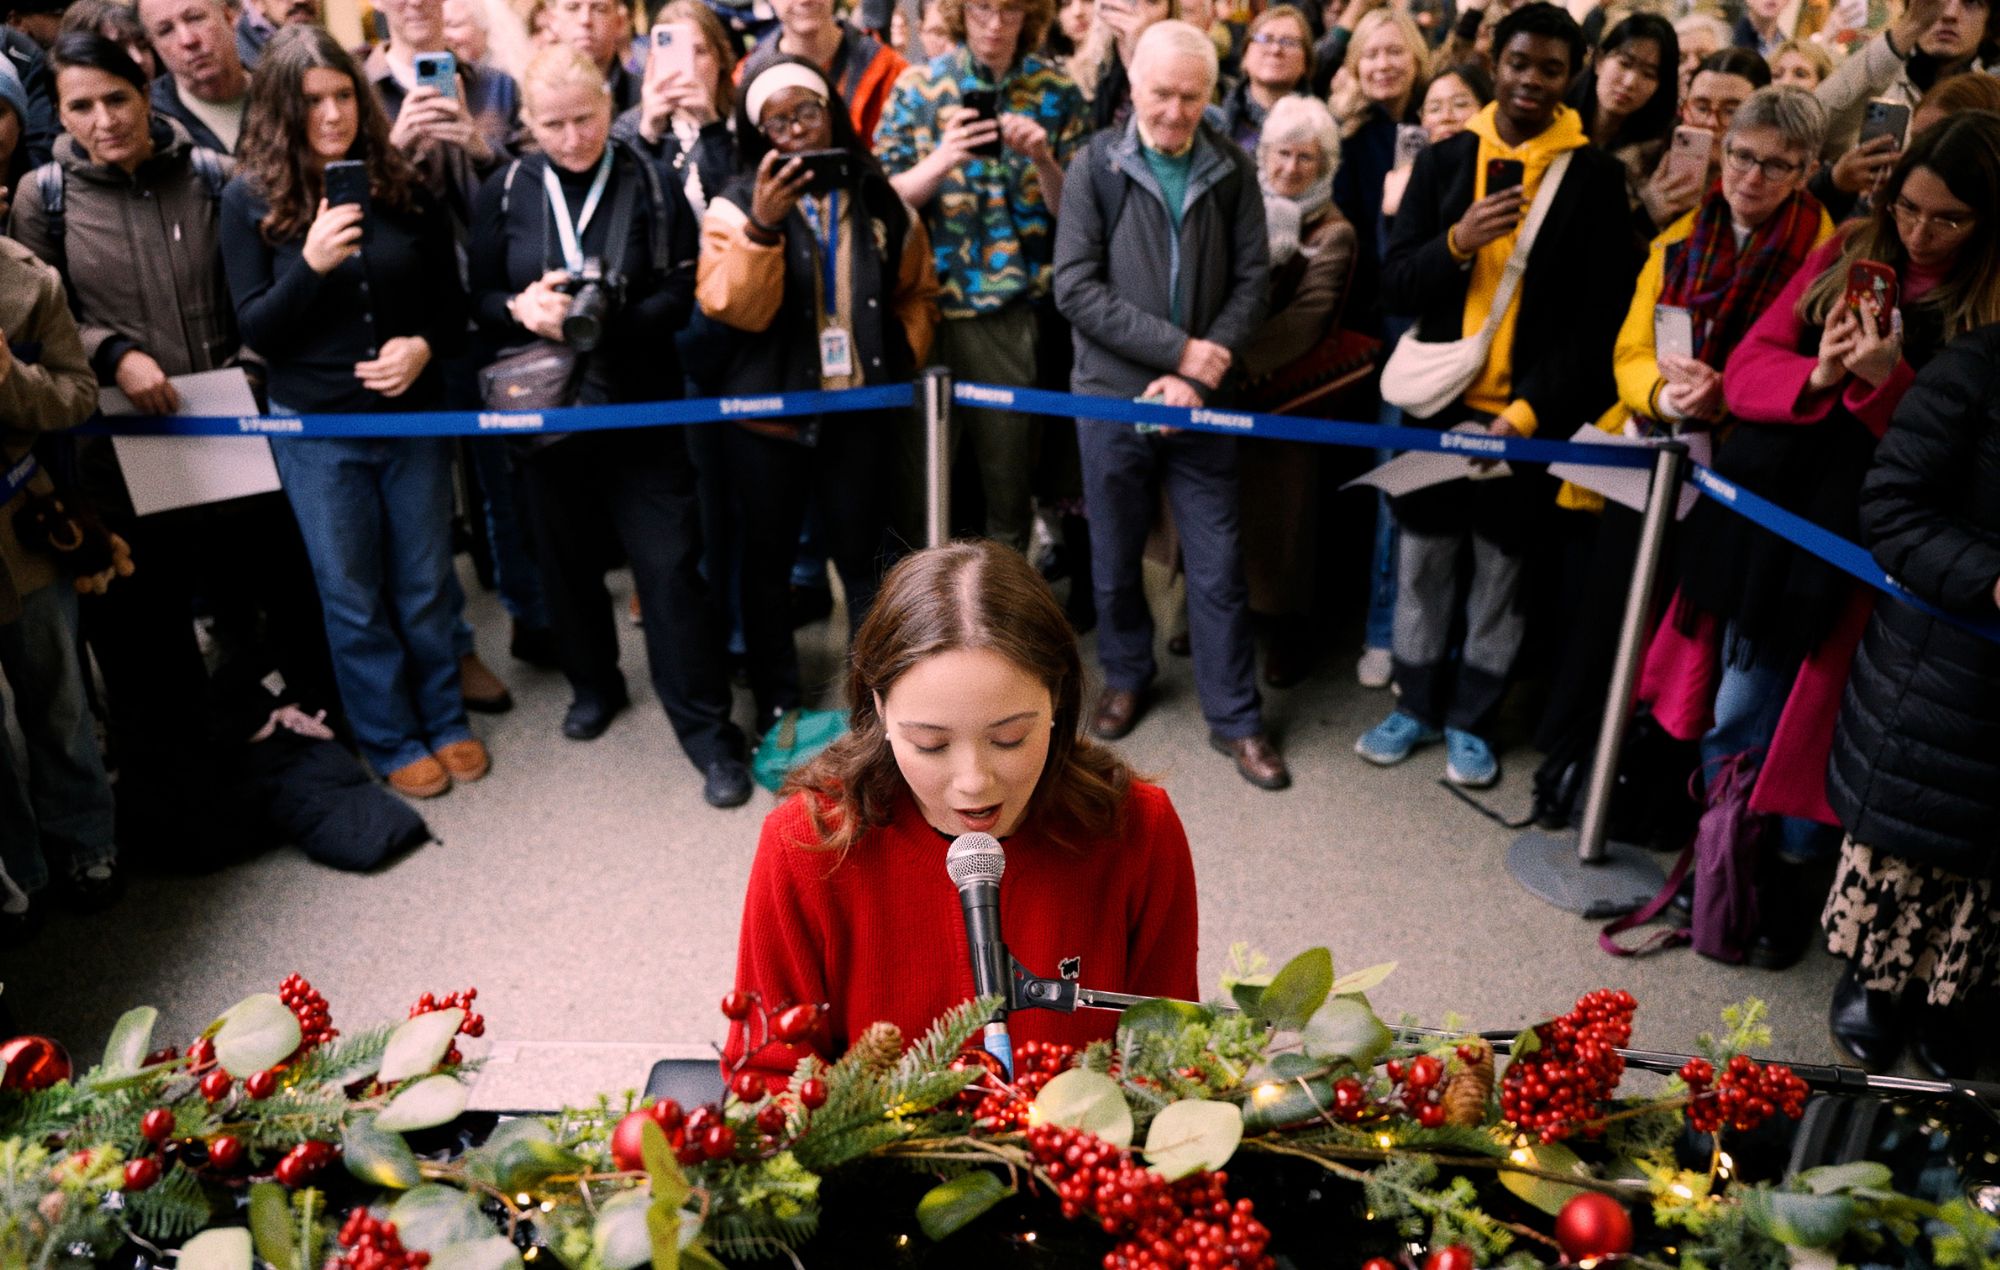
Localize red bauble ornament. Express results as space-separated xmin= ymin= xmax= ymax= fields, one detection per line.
xmin=209 ymin=1135 xmax=246 ymax=1171
xmin=0 ymin=1035 xmax=72 ymax=1091
xmin=123 ymin=1158 xmax=162 ymax=1191
xmin=1424 ymin=1246 xmax=1475 ymax=1270
xmin=797 ymin=1078 xmax=828 ymax=1110
xmin=610 ymin=1110 xmax=652 ymax=1172
xmin=141 ymin=1108 xmax=176 ymax=1143
xmin=1555 ymin=1192 xmax=1634 ymax=1263
xmin=245 ymin=1069 xmax=278 ymax=1100
xmin=200 ymin=1070 xmax=233 ymax=1102
xmin=274 ymin=1154 xmax=307 ymax=1188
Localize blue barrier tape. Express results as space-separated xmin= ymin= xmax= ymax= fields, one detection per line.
xmin=2 ymin=452 xmax=38 ymax=502
xmin=74 ymin=383 xmax=916 ymax=440
xmin=953 ymin=381 xmax=1662 ymax=470
xmin=1686 ymin=465 xmax=2000 ymax=644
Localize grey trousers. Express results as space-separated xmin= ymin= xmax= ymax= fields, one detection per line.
xmin=1390 ymin=524 xmax=1525 ymax=735
xmin=932 ymin=303 xmax=1044 ymax=552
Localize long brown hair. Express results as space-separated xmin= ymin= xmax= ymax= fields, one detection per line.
xmin=785 ymin=541 xmax=1132 ymax=855
xmin=1797 ymin=110 xmax=2000 ymax=338
xmin=238 ymin=25 xmax=414 ymax=244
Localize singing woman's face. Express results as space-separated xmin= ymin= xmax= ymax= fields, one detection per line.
xmin=877 ymin=647 xmax=1054 ymax=840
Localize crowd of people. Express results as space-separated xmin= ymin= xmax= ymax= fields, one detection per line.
xmin=0 ymin=0 xmax=1995 ymax=1077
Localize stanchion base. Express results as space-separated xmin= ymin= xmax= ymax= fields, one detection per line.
xmin=1507 ymin=830 xmax=1667 ymax=919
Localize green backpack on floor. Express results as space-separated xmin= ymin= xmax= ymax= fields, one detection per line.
xmin=752 ymin=708 xmax=848 ymax=792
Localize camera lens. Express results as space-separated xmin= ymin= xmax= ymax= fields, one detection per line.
xmin=563 ymin=283 xmax=609 ymax=352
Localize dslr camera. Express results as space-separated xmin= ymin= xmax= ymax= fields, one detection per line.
xmin=559 ymin=257 xmax=623 ymax=352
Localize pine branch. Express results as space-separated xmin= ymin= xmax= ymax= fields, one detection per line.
xmin=891 ymin=997 xmax=1001 ymax=1082
xmin=289 ymin=1026 xmax=394 ymax=1089
xmin=701 ymin=1206 xmax=819 ymax=1261
xmin=123 ymin=1164 xmax=212 ymax=1241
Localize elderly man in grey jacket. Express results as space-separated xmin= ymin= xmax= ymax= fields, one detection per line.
xmin=1054 ymin=19 xmax=1287 ymax=791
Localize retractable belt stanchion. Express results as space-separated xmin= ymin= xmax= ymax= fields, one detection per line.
xmin=1505 ymin=442 xmax=1686 ymax=917
xmin=921 ymin=367 xmax=953 ymax=549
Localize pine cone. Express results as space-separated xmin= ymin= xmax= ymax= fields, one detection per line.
xmin=1442 ymin=1041 xmax=1495 ymax=1127
xmin=849 ymin=1021 xmax=903 ymax=1077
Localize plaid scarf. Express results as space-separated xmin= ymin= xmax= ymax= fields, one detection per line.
xmin=1660 ymin=184 xmax=1823 ymax=366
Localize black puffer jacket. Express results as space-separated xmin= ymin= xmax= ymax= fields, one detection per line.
xmin=1826 ymin=325 xmax=2000 ymax=878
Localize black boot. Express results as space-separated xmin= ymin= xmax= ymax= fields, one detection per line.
xmin=1912 ymin=999 xmax=1981 ymax=1080
xmin=1828 ymin=962 xmax=1902 ymax=1072
xmin=1747 ymin=855 xmax=1826 ymax=971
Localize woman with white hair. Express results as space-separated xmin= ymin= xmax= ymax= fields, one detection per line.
xmin=1238 ymin=94 xmax=1357 ymax=687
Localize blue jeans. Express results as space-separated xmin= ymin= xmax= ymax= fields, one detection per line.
xmin=1701 ymin=629 xmax=1840 ymax=863
xmin=272 ymin=436 xmax=470 ymax=774
xmin=0 ymin=584 xmax=116 ymax=896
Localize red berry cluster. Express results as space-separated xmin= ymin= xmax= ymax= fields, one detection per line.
xmin=1499 ymin=990 xmax=1637 ymax=1143
xmin=1678 ymin=1055 xmax=1810 ymax=1135
xmin=280 ymin=974 xmax=337 ymax=1055
xmin=274 ymin=1139 xmax=337 ymax=1187
xmin=336 ymin=1210 xmax=431 ymax=1270
xmin=1025 ymin=1124 xmax=1275 ymax=1270
xmin=1384 ymin=1054 xmax=1448 ymax=1129
xmin=409 ymin=989 xmax=485 ymax=1065
xmin=959 ymin=1040 xmax=1078 ymax=1130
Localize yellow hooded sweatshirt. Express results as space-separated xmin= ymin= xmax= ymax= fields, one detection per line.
xmin=1451 ymin=101 xmax=1590 ymax=438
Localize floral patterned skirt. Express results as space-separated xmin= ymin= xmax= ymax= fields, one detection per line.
xmin=1821 ymin=838 xmax=1998 ymax=1007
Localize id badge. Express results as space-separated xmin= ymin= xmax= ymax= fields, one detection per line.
xmin=819 ymin=326 xmax=854 ymax=378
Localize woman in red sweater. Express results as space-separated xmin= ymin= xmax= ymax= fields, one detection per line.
xmin=725 ymin=540 xmax=1200 ymax=1078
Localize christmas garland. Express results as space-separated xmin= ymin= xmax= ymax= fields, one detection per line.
xmin=1 ymin=949 xmax=1995 ymax=1270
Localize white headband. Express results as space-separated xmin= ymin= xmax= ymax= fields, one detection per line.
xmin=745 ymin=62 xmax=830 ymax=126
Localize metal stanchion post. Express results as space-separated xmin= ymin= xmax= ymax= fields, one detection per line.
xmin=921 ymin=368 xmax=952 ymax=549
xmin=1507 ymin=442 xmax=1687 ymax=917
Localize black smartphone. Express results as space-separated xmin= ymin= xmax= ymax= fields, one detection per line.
xmin=1485 ymin=157 xmax=1524 ymax=193
xmin=960 ymin=87 xmax=1003 ymax=157
xmin=323 ymin=158 xmax=370 ymax=241
xmin=792 ymin=148 xmax=857 ymax=195
xmin=1858 ymin=98 xmax=1911 ymax=150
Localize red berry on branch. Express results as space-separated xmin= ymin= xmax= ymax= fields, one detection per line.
xmin=1416 ymin=1102 xmax=1446 ymax=1129
xmin=1407 ymin=1055 xmax=1443 ymax=1090
xmin=1424 ymin=1245 xmax=1475 ymax=1270
xmin=700 ymin=1123 xmax=735 ymax=1160
xmin=1331 ymin=1076 xmax=1367 ymax=1122
xmin=141 ymin=1108 xmax=175 ymax=1144
xmin=720 ymin=991 xmax=753 ymax=1021
xmin=1360 ymin=1261 xmax=1397 ymax=1270
xmin=646 ymin=1099 xmax=684 ymax=1132
xmin=274 ymin=1154 xmax=307 ymax=1188
xmin=756 ymin=1103 xmax=788 ymax=1136
xmin=199 ymin=1070 xmax=233 ymax=1102
xmin=771 ymin=1004 xmax=822 ymax=1044
xmin=797 ymin=1078 xmax=828 ymax=1110
xmin=610 ymin=1111 xmax=652 ymax=1172
xmin=245 ymin=1069 xmax=278 ymax=1100
xmin=730 ymin=1070 xmax=767 ymax=1104
xmin=209 ymin=1135 xmax=245 ymax=1171
xmin=186 ymin=1037 xmax=215 ymax=1069
xmin=123 ymin=1158 xmax=162 ymax=1191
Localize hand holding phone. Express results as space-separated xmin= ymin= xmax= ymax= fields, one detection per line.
xmin=414 ymin=50 xmax=457 ymax=99
xmin=794 ymin=147 xmax=857 ymax=195
xmin=303 ymin=196 xmax=365 ymax=274
xmin=1858 ymin=99 xmax=1910 ymax=152
xmin=1454 ymin=169 xmax=1525 ymax=253
xmin=1484 ymin=156 xmax=1523 ymax=192
xmin=1666 ymin=125 xmax=1711 ymax=186
xmin=957 ymin=87 xmax=1004 ymax=158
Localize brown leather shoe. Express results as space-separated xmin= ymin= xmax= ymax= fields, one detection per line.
xmin=1089 ymin=686 xmax=1146 ymax=740
xmin=387 ymin=755 xmax=451 ymax=799
xmin=435 ymin=738 xmax=490 ymax=782
xmin=1210 ymin=733 xmax=1290 ymax=791
xmin=460 ymin=653 xmax=514 ymax=713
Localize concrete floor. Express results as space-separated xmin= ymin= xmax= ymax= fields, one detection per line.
xmin=1 ymin=567 xmax=1861 ymax=1110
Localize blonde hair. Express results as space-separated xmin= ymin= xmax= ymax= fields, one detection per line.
xmin=520 ymin=41 xmax=609 ymax=113
xmin=1769 ymin=37 xmax=1831 ymax=85
xmin=1330 ymin=8 xmax=1427 ymax=137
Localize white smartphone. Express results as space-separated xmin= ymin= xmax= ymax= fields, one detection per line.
xmin=649 ymin=22 xmax=699 ymax=82
xmin=1667 ymin=125 xmax=1711 ymax=186
xmin=1654 ymin=304 xmax=1695 ymax=361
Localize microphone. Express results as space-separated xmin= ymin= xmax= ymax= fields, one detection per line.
xmin=945 ymin=832 xmax=1013 ymax=1078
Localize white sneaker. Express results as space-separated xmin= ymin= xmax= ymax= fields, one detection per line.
xmin=1355 ymin=647 xmax=1393 ymax=689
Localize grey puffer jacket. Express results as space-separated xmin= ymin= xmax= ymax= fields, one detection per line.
xmin=1053 ymin=119 xmax=1269 ymax=404
xmin=8 ymin=118 xmax=238 ymax=385
xmin=1826 ymin=325 xmax=2000 ymax=879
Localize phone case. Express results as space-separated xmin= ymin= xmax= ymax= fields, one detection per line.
xmin=1845 ymin=261 xmax=1898 ymax=318
xmin=1654 ymin=305 xmax=1695 ymax=361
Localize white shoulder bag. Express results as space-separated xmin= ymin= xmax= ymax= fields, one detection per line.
xmin=1379 ymin=150 xmax=1572 ymax=420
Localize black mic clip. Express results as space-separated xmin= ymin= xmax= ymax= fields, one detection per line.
xmin=1007 ymin=954 xmax=1081 ymax=1014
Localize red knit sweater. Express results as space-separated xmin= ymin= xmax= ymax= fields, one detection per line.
xmin=724 ymin=781 xmax=1201 ymax=1076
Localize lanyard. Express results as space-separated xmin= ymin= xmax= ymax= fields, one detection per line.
xmin=542 ymin=149 xmax=614 ymax=274
xmin=799 ymin=191 xmax=840 ymax=317
xmin=1 ymin=452 xmax=36 ymax=503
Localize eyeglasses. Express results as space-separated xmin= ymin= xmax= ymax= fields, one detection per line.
xmin=1891 ymin=196 xmax=1975 ymax=234
xmin=1683 ymin=99 xmax=1741 ymax=127
xmin=1605 ymin=49 xmax=1659 ymax=80
xmin=760 ymin=99 xmax=826 ymax=140
xmin=964 ymin=0 xmax=1025 ymax=22
xmin=1722 ymin=145 xmax=1802 ymax=180
xmin=1247 ymin=31 xmax=1306 ymax=51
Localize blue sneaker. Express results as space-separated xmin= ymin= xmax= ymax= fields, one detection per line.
xmin=1355 ymin=711 xmax=1442 ymax=766
xmin=1445 ymin=729 xmax=1499 ymax=788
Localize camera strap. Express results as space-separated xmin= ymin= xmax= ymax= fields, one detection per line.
xmin=542 ymin=148 xmax=615 ymax=275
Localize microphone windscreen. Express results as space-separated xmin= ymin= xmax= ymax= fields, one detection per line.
xmin=945 ymin=833 xmax=1006 ymax=889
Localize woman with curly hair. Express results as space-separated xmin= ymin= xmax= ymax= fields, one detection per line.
xmin=723 ymin=540 xmax=1199 ymax=1077
xmin=219 ymin=24 xmax=479 ymax=800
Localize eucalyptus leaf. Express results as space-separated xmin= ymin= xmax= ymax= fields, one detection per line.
xmin=1798 ymin=1161 xmax=1894 ymax=1195
xmin=1497 ymin=1140 xmax=1592 ymax=1216
xmin=646 ymin=1196 xmax=682 ymax=1270
xmin=379 ymin=1009 xmax=465 ymax=1083
xmin=101 ymin=1007 xmax=158 ymax=1075
xmin=1266 ymin=1052 xmax=1319 ymax=1079
xmin=1328 ymin=961 xmax=1398 ymax=999
xmin=1229 ymin=982 xmax=1267 ymax=1016
xmin=427 ymin=1237 xmax=524 ymax=1270
xmin=1033 ymin=1069 xmax=1134 ymax=1148
xmin=389 ymin=1186 xmax=493 ymax=1253
xmin=488 ymin=1134 xmax=586 ymax=1194
xmin=211 ymin=994 xmax=303 ymax=1077
xmin=462 ymin=1118 xmax=558 ymax=1187
xmin=1299 ymin=998 xmax=1392 ymax=1066
xmin=176 ymin=1228 xmax=253 ymax=1270
xmin=376 ymin=1074 xmax=470 ymax=1132
xmin=1238 ymin=1077 xmax=1330 ymax=1135
xmin=916 ymin=1172 xmax=1011 ymax=1241
xmin=343 ymin=1116 xmax=422 ymax=1189
xmin=1745 ymin=1189 xmax=1856 ymax=1248
xmin=1117 ymin=999 xmax=1214 ymax=1050
xmin=640 ymin=1120 xmax=689 ymax=1213
xmin=1256 ymin=948 xmax=1333 ymax=1031
xmin=248 ymin=1183 xmax=300 ymax=1270
xmin=1142 ymin=1099 xmax=1243 ymax=1181
xmin=593 ymin=1191 xmax=655 ymax=1270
